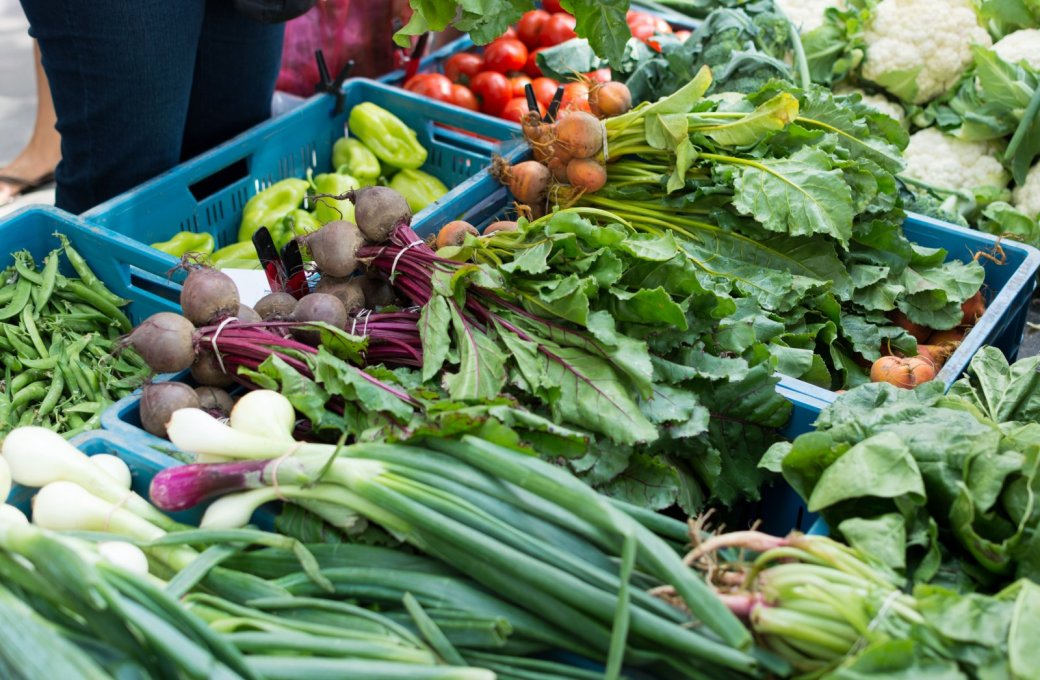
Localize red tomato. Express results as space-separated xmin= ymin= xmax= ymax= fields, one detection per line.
xmin=653 ymin=17 xmax=673 ymax=34
xmin=540 ymin=13 xmax=577 ymax=47
xmin=626 ymin=11 xmax=653 ymax=27
xmin=500 ymin=26 xmax=518 ymax=40
xmin=585 ymin=68 xmax=611 ymax=84
xmin=516 ymin=9 xmax=550 ymax=48
xmin=470 ymin=71 xmax=512 ymax=115
xmin=560 ymin=81 xmax=590 ymax=113
xmin=542 ymin=0 xmax=565 ymax=13
xmin=404 ymin=73 xmax=453 ymax=102
xmin=509 ymin=75 xmax=532 ymax=98
xmin=530 ymin=77 xmax=559 ymax=108
xmin=483 ymin=38 xmax=529 ymax=74
xmin=443 ymin=52 xmax=484 ymax=84
xmin=674 ymin=30 xmax=692 ymax=42
xmin=525 ymin=47 xmax=546 ymax=78
xmin=450 ymin=84 xmax=479 ymax=111
xmin=630 ymin=22 xmax=657 ymax=43
xmin=501 ymin=97 xmax=546 ymax=123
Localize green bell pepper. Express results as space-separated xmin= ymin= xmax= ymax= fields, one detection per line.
xmin=210 ymin=241 xmax=259 ymax=269
xmin=332 ymin=138 xmax=381 ymax=182
xmin=150 ymin=231 xmax=215 ymax=257
xmin=389 ymin=168 xmax=449 ymax=213
xmin=312 ymin=172 xmax=359 ymax=225
xmin=238 ymin=178 xmax=309 ymax=243
xmin=348 ymin=103 xmax=427 ymax=170
xmin=276 ymin=209 xmax=321 ymax=248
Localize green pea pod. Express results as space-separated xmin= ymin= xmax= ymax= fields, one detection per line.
xmin=275 ymin=209 xmax=321 ymax=249
xmin=238 ymin=178 xmax=309 ymax=242
xmin=210 ymin=241 xmax=259 ymax=268
xmin=312 ymin=172 xmax=359 ymax=225
xmin=150 ymin=231 xmax=216 ymax=257
xmin=389 ymin=168 xmax=449 ymax=213
xmin=332 ymin=138 xmax=381 ymax=181
xmin=348 ymin=103 xmax=427 ymax=170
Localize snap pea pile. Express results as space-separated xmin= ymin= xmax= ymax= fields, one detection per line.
xmin=0 ymin=236 xmax=149 ymax=436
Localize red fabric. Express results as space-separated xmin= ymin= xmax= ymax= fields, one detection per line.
xmin=276 ymin=0 xmax=413 ymax=96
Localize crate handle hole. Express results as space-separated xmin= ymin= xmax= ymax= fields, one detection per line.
xmin=188 ymin=158 xmax=251 ymax=202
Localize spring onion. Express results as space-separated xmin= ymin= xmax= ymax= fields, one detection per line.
xmin=88 ymin=453 xmax=132 ymax=489
xmin=0 ymin=457 xmax=10 ymax=502
xmin=229 ymin=390 xmax=296 ymax=442
xmin=0 ymin=504 xmax=27 ymax=526
xmin=151 ymin=410 xmax=764 ymax=678
xmin=96 ymin=540 xmax=150 ymax=576
xmin=3 ymin=427 xmax=179 ymax=530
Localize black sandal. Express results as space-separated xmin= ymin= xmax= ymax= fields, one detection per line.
xmin=0 ymin=172 xmax=56 ymax=204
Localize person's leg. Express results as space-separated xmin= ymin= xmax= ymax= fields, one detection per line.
xmin=0 ymin=41 xmax=61 ymax=204
xmin=180 ymin=1 xmax=285 ymax=162
xmin=19 ymin=0 xmax=205 ymax=213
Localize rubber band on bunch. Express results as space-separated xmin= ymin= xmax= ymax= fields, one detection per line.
xmin=209 ymin=316 xmax=238 ymax=375
xmin=850 ymin=589 xmax=901 ymax=653
xmin=391 ymin=240 xmax=424 ymax=279
xmin=103 ymin=493 xmax=132 ymax=531
xmin=269 ymin=444 xmax=302 ymax=502
xmin=350 ymin=309 xmax=373 ymax=338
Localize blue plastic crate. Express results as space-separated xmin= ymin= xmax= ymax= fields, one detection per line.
xmin=0 ymin=206 xmax=181 ymax=322
xmin=779 ymin=213 xmax=1040 ymax=403
xmin=6 ymin=430 xmax=275 ymax=529
xmin=79 ymin=79 xmax=525 ymax=293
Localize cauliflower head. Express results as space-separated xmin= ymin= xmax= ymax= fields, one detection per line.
xmin=903 ymin=128 xmax=1010 ymax=193
xmin=862 ymin=0 xmax=992 ymax=104
xmin=993 ymin=29 xmax=1040 ymax=71
xmin=774 ymin=0 xmax=844 ymax=32
xmin=1013 ymin=163 xmax=1040 ymax=219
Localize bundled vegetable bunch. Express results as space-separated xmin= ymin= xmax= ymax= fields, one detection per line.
xmin=765 ymin=347 xmax=1040 ymax=589
xmin=150 ymin=102 xmax=447 ymax=268
xmin=137 ymin=392 xmax=776 ymax=680
xmin=128 ymin=186 xmax=792 ymax=514
xmin=684 ymin=530 xmax=1040 ymax=678
xmin=501 ymin=68 xmax=989 ymax=391
xmin=0 ymin=238 xmax=149 ymax=437
xmin=0 ymin=429 xmax=602 ymax=680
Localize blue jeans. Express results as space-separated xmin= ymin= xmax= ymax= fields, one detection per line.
xmin=21 ymin=0 xmax=285 ymax=214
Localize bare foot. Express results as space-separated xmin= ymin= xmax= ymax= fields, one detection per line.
xmin=0 ymin=145 xmax=59 ymax=205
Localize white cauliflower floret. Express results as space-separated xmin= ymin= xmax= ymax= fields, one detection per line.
xmin=835 ymin=85 xmax=906 ymax=125
xmin=862 ymin=0 xmax=992 ymax=104
xmin=903 ymin=128 xmax=1009 ymax=193
xmin=1013 ymin=164 xmax=1040 ymax=219
xmin=774 ymin=0 xmax=844 ymax=32
xmin=993 ymin=29 xmax=1040 ymax=71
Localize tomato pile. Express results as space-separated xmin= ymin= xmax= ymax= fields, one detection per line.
xmin=403 ymin=3 xmax=681 ymax=124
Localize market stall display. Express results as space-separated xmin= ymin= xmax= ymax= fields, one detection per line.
xmin=78 ymin=79 xmax=524 ymax=286
xmin=0 ymin=1 xmax=1038 ymax=678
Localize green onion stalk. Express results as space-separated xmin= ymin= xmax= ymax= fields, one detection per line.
xmin=0 ymin=474 xmax=503 ymax=678
xmin=681 ymin=531 xmax=1039 ymax=678
xmin=151 ymin=406 xmax=778 ymax=680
